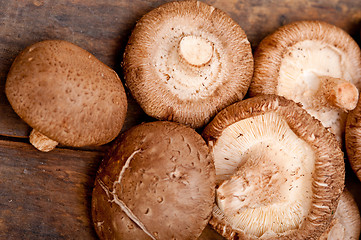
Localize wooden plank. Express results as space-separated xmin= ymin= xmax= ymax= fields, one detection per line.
xmin=0 ymin=1 xmax=360 ymax=239
xmin=0 ymin=139 xmax=225 ymax=239
xmin=0 ymin=139 xmax=104 ymax=239
xmin=0 ymin=0 xmax=360 ymax=138
xmin=0 ymin=140 xmax=360 ymax=240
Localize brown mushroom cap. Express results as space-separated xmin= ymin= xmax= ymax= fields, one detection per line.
xmin=249 ymin=21 xmax=361 ymax=142
xmin=319 ymin=189 xmax=360 ymax=240
xmin=91 ymin=121 xmax=215 ymax=240
xmin=123 ymin=0 xmax=253 ymax=128
xmin=345 ymin=97 xmax=361 ymax=181
xmin=5 ymin=40 xmax=127 ymax=148
xmin=202 ymin=95 xmax=345 ymax=239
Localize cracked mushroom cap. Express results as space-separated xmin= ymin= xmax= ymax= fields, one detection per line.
xmin=249 ymin=21 xmax=361 ymax=142
xmin=202 ymin=95 xmax=345 ymax=239
xmin=123 ymin=0 xmax=253 ymax=128
xmin=5 ymin=40 xmax=127 ymax=151
xmin=319 ymin=189 xmax=360 ymax=240
xmin=346 ymin=97 xmax=361 ymax=181
xmin=91 ymin=121 xmax=215 ymax=240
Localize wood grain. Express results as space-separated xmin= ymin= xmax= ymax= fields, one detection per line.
xmin=0 ymin=139 xmax=104 ymax=239
xmin=0 ymin=0 xmax=360 ymax=239
xmin=0 ymin=138 xmax=225 ymax=239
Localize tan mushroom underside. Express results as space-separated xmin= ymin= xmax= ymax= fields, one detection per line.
xmin=123 ymin=0 xmax=253 ymax=128
xmin=203 ymin=95 xmax=345 ymax=240
xmin=249 ymin=21 xmax=361 ymax=142
xmin=214 ymin=112 xmax=315 ymax=237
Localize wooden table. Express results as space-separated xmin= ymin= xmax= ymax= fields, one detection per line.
xmin=0 ymin=0 xmax=360 ymax=239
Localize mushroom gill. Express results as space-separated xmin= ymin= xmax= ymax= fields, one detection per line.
xmin=249 ymin=21 xmax=361 ymax=142
xmin=203 ymin=95 xmax=345 ymax=239
xmin=214 ymin=112 xmax=315 ymax=237
xmin=123 ymin=0 xmax=253 ymax=128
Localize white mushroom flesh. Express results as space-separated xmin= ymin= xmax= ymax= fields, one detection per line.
xmin=327 ymin=192 xmax=361 ymax=240
xmin=277 ymin=40 xmax=358 ymax=141
xmin=179 ymin=36 xmax=213 ymax=66
xmin=326 ymin=220 xmax=345 ymax=240
xmin=153 ymin=19 xmax=227 ymax=100
xmin=29 ymin=129 xmax=58 ymax=152
xmin=212 ymin=112 xmax=315 ymax=237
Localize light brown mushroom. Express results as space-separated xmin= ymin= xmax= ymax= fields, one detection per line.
xmin=202 ymin=95 xmax=345 ymax=239
xmin=91 ymin=121 xmax=215 ymax=240
xmin=249 ymin=21 xmax=361 ymax=142
xmin=5 ymin=40 xmax=127 ymax=152
xmin=345 ymin=97 xmax=361 ymax=181
xmin=123 ymin=0 xmax=253 ymax=128
xmin=319 ymin=189 xmax=360 ymax=240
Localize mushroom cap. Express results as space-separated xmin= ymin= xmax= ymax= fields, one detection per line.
xmin=91 ymin=121 xmax=215 ymax=240
xmin=319 ymin=189 xmax=360 ymax=240
xmin=123 ymin=0 xmax=253 ymax=128
xmin=345 ymin=97 xmax=361 ymax=181
xmin=202 ymin=95 xmax=345 ymax=239
xmin=5 ymin=40 xmax=127 ymax=147
xmin=249 ymin=21 xmax=361 ymax=141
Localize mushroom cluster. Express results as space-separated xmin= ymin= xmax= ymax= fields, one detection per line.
xmin=91 ymin=3 xmax=360 ymax=240
xmin=4 ymin=1 xmax=360 ymax=240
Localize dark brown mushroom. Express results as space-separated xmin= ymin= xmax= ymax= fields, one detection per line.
xmin=5 ymin=40 xmax=127 ymax=151
xmin=123 ymin=0 xmax=253 ymax=128
xmin=345 ymin=96 xmax=361 ymax=181
xmin=202 ymin=95 xmax=345 ymax=239
xmin=249 ymin=21 xmax=361 ymax=142
xmin=91 ymin=121 xmax=215 ymax=240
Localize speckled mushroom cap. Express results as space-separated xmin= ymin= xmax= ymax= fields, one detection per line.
xmin=5 ymin=40 xmax=127 ymax=148
xmin=345 ymin=97 xmax=361 ymax=181
xmin=319 ymin=189 xmax=360 ymax=240
xmin=123 ymin=0 xmax=253 ymax=128
xmin=249 ymin=21 xmax=361 ymax=142
xmin=202 ymin=95 xmax=345 ymax=240
xmin=91 ymin=121 xmax=215 ymax=240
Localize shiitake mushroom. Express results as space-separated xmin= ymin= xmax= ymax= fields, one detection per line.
xmin=249 ymin=21 xmax=361 ymax=142
xmin=123 ymin=0 xmax=253 ymax=129
xmin=92 ymin=121 xmax=215 ymax=240
xmin=5 ymin=40 xmax=127 ymax=151
xmin=202 ymin=95 xmax=345 ymax=239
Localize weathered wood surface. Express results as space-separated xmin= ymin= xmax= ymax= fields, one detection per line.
xmin=0 ymin=0 xmax=360 ymax=239
xmin=0 ymin=137 xmax=359 ymax=240
xmin=0 ymin=139 xmax=104 ymax=240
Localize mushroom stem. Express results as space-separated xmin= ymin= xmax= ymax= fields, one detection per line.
xmin=317 ymin=76 xmax=359 ymax=111
xmin=179 ymin=36 xmax=213 ymax=66
xmin=29 ymin=129 xmax=58 ymax=152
